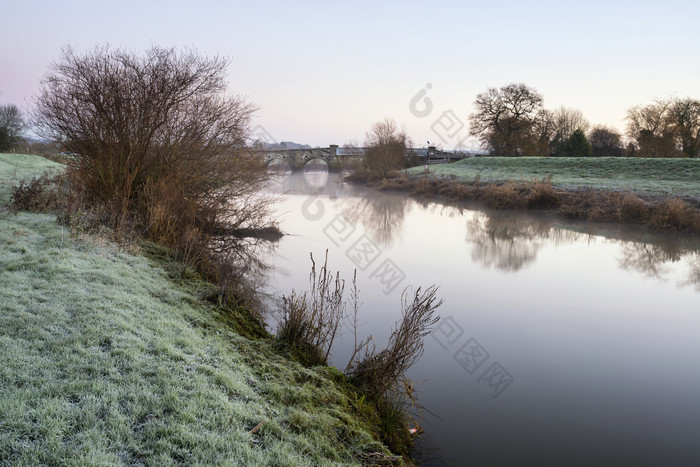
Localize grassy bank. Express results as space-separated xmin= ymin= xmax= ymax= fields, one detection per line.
xmin=0 ymin=153 xmax=63 ymax=204
xmin=0 ymin=153 xmax=395 ymax=466
xmin=379 ymin=163 xmax=700 ymax=235
xmin=407 ymin=157 xmax=700 ymax=198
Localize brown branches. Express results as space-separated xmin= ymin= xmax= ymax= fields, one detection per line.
xmin=32 ymin=44 xmax=278 ymax=306
xmin=32 ymin=44 xmax=265 ymax=228
xmin=346 ymin=285 xmax=442 ymax=401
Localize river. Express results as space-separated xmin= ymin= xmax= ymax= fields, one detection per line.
xmin=260 ymin=170 xmax=700 ymax=466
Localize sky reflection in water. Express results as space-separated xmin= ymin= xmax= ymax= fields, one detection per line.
xmin=262 ymin=172 xmax=700 ymax=466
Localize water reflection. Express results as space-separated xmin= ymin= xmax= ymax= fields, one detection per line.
xmin=618 ymin=241 xmax=700 ymax=289
xmin=262 ymin=172 xmax=700 ymax=465
xmin=340 ymin=192 xmax=411 ymax=247
xmin=460 ymin=208 xmax=700 ymax=287
xmin=619 ymin=242 xmax=679 ymax=280
xmin=268 ymin=170 xmax=344 ymax=199
xmin=464 ymin=211 xmax=583 ymax=272
xmin=266 ymin=172 xmax=700 ymax=289
xmin=681 ymin=255 xmax=700 ymax=291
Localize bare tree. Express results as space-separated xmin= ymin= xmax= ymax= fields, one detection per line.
xmin=532 ymin=109 xmax=557 ymax=156
xmin=626 ymin=97 xmax=700 ymax=158
xmin=362 ymin=118 xmax=411 ymax=179
xmin=0 ymin=104 xmax=25 ymax=151
xmin=668 ymin=98 xmax=700 ymax=158
xmin=33 ymin=45 xmax=271 ymax=233
xmin=589 ymin=125 xmax=623 ymax=157
xmin=469 ymin=83 xmax=544 ymax=156
xmin=625 ymin=99 xmax=678 ymax=157
xmin=550 ymin=106 xmax=590 ymax=156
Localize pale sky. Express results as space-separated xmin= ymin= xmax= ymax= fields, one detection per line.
xmin=2 ymin=0 xmax=698 ymax=148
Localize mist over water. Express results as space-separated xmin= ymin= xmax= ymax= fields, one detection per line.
xmin=262 ymin=172 xmax=700 ymax=466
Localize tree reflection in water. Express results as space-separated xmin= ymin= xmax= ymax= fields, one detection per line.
xmin=265 ymin=172 xmax=700 ymax=292
xmin=464 ymin=210 xmax=582 ymax=272
xmin=340 ymin=191 xmax=411 ymax=247
xmin=463 ymin=208 xmax=700 ymax=289
xmin=617 ymin=240 xmax=700 ymax=290
xmin=680 ymin=255 xmax=700 ymax=291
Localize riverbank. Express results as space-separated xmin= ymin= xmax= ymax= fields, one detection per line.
xmin=380 ymin=158 xmax=700 ymax=235
xmin=0 ymin=153 xmax=399 ymax=465
xmin=407 ymin=157 xmax=700 ymax=199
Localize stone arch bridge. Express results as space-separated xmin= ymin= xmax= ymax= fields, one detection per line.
xmin=254 ymin=145 xmax=469 ymax=172
xmin=257 ymin=145 xmax=356 ymax=171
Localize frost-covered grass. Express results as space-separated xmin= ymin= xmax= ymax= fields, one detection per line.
xmin=0 ymin=154 xmax=387 ymax=466
xmin=0 ymin=153 xmax=64 ymax=204
xmin=407 ymin=157 xmax=700 ymax=197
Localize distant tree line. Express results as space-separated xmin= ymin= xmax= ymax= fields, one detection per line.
xmin=468 ymin=83 xmax=700 ymax=158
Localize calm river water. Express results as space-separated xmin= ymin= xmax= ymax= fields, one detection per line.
xmin=260 ymin=171 xmax=700 ymax=466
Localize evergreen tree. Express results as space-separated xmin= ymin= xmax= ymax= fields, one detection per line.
xmin=563 ymin=128 xmax=592 ymax=157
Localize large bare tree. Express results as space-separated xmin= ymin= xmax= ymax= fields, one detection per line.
xmin=469 ymin=83 xmax=544 ymax=156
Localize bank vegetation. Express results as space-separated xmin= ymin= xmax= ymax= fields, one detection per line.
xmin=372 ymin=171 xmax=700 ymax=235
xmin=3 ymin=43 xmax=442 ymax=465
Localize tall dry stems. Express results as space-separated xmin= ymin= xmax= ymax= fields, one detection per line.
xmin=346 ymin=286 xmax=442 ymax=400
xmin=276 ymin=251 xmax=346 ymax=365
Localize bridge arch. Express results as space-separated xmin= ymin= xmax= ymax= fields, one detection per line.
xmin=302 ymin=157 xmax=329 ymax=172
xmin=266 ymin=158 xmax=292 ymax=174
xmin=255 ymin=146 xmax=364 ymax=172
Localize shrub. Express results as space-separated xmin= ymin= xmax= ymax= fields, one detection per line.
xmin=616 ymin=192 xmax=649 ymax=222
xmin=439 ymin=179 xmax=476 ymax=201
xmin=560 ymin=188 xmax=605 ymax=220
xmin=342 ymin=285 xmax=441 ymax=456
xmin=33 ymin=43 xmax=274 ymax=234
xmin=410 ymin=177 xmax=437 ymax=197
xmin=525 ymin=177 xmax=560 ymax=208
xmin=10 ymin=174 xmax=59 ymax=213
xmin=32 ymin=44 xmax=278 ymax=314
xmin=351 ymin=118 xmax=412 ymax=181
xmin=376 ymin=173 xmax=410 ymax=191
xmin=275 ymin=255 xmax=443 ymax=455
xmin=481 ymin=181 xmax=524 ymax=209
xmin=650 ymin=198 xmax=693 ymax=231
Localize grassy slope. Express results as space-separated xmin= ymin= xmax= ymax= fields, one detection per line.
xmin=0 ymin=153 xmax=386 ymax=466
xmin=407 ymin=157 xmax=700 ymax=197
xmin=0 ymin=153 xmax=63 ymax=204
